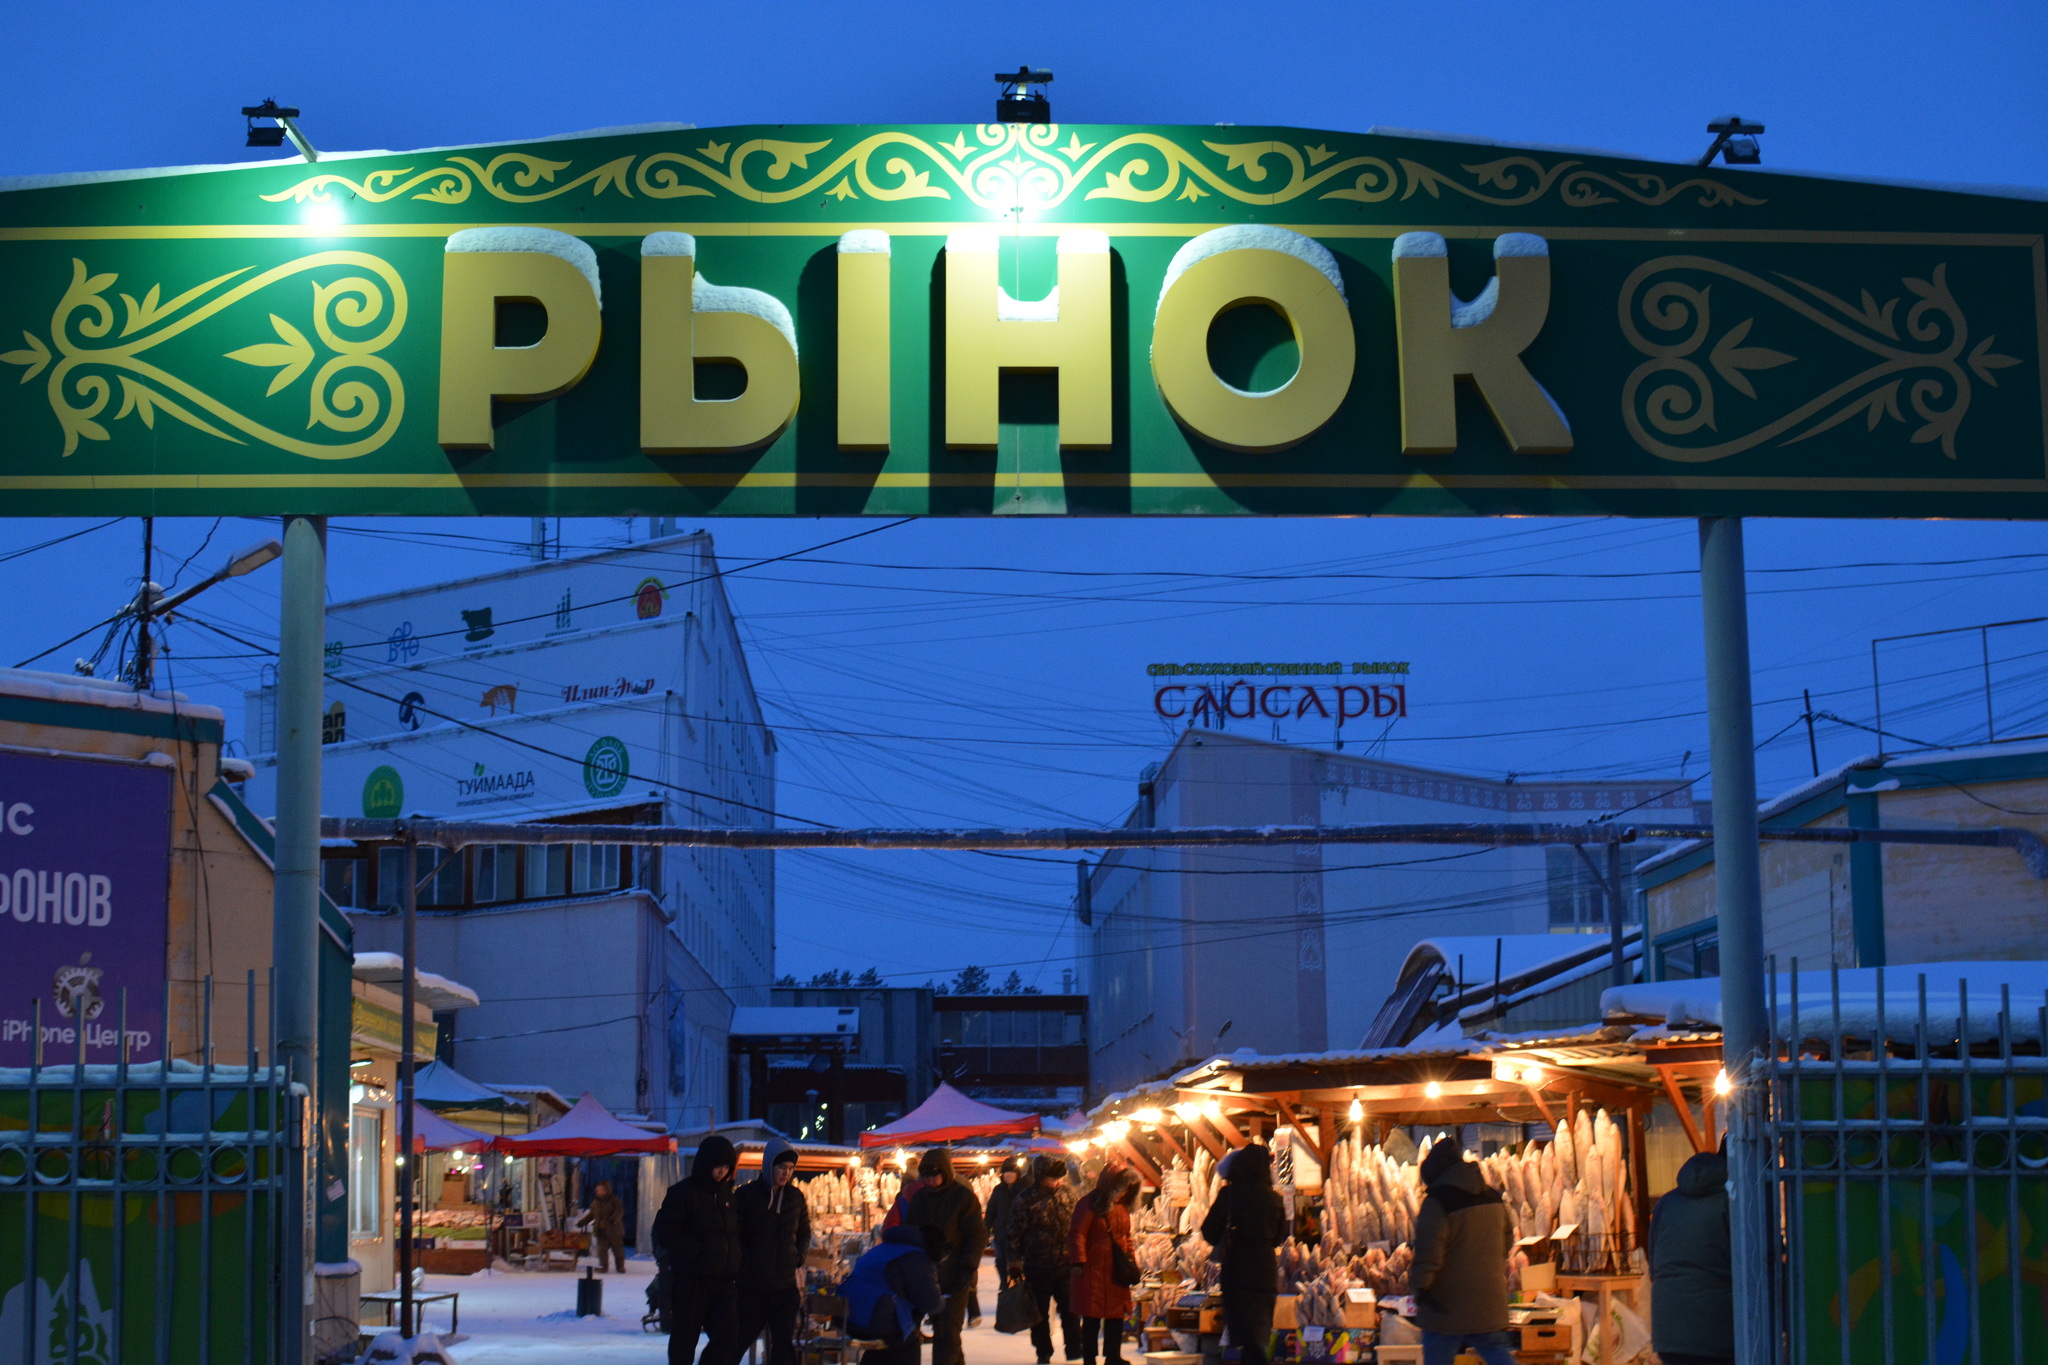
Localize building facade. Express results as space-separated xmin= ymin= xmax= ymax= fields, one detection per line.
xmin=242 ymin=528 xmax=774 ymax=1129
xmin=1083 ymin=732 xmax=1693 ymax=1097
xmin=1641 ymin=740 xmax=2048 ymax=980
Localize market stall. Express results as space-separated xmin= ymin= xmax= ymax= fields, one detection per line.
xmin=1068 ymin=1037 xmax=1673 ymax=1365
xmin=485 ymin=1093 xmax=676 ymax=1268
xmin=856 ymin=1082 xmax=1039 ymax=1147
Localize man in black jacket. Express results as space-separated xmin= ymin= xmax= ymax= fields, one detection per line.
xmin=654 ymin=1134 xmax=743 ymax=1365
xmin=1409 ymin=1142 xmax=1515 ymax=1365
xmin=907 ymin=1147 xmax=986 ymax=1365
xmin=1649 ymin=1148 xmax=1732 ymax=1365
xmin=985 ymin=1156 xmax=1025 ymax=1280
xmin=1007 ymin=1157 xmax=1080 ymax=1365
xmin=736 ymin=1138 xmax=812 ymax=1365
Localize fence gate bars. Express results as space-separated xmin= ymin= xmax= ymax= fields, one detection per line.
xmin=0 ymin=973 xmax=294 ymax=1365
xmin=1764 ymin=963 xmax=2048 ymax=1364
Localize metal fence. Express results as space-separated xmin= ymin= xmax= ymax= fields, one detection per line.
xmin=0 ymin=974 xmax=293 ymax=1365
xmin=1764 ymin=963 xmax=2048 ymax=1364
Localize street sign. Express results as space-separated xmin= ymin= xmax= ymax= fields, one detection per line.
xmin=0 ymin=122 xmax=2041 ymax=518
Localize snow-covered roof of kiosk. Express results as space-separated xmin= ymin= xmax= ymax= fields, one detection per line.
xmin=1602 ymin=961 xmax=2048 ymax=1044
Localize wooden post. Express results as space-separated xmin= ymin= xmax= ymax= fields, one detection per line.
xmin=1655 ymin=1066 xmax=1708 ymax=1154
xmin=1626 ymin=1107 xmax=1651 ymax=1248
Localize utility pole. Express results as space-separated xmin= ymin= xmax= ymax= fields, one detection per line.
xmin=271 ymin=515 xmax=325 ymax=1362
xmin=1803 ymin=688 xmax=1819 ymax=777
xmin=399 ymin=835 xmax=419 ymax=1337
xmin=1698 ymin=517 xmax=1771 ymax=1365
xmin=134 ymin=516 xmax=154 ymax=690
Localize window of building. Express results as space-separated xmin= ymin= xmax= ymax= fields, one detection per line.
xmin=527 ymin=845 xmax=569 ymax=897
xmin=419 ymin=848 xmax=464 ymax=907
xmin=1062 ymin=1012 xmax=1083 ymax=1045
xmin=349 ymin=1108 xmax=382 ymax=1239
xmin=1657 ymin=923 xmax=1720 ymax=981
xmin=473 ymin=845 xmax=517 ymax=903
xmin=572 ymin=844 xmax=622 ymax=894
xmin=375 ymin=847 xmax=406 ymax=909
xmin=322 ymin=858 xmax=364 ymax=909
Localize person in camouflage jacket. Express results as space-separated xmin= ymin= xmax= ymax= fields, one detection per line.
xmin=1006 ymin=1158 xmax=1081 ymax=1364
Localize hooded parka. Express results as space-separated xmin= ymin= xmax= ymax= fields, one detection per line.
xmin=654 ymin=1133 xmax=743 ymax=1280
xmin=1408 ymin=1148 xmax=1513 ymax=1338
xmin=1649 ymin=1150 xmax=1733 ymax=1364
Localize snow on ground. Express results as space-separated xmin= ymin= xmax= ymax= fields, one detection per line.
xmin=424 ymin=1253 xmax=1043 ymax=1365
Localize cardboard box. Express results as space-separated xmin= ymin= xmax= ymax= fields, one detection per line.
xmin=1274 ymin=1296 xmax=1299 ymax=1330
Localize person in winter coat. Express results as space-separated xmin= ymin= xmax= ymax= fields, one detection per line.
xmin=736 ymin=1139 xmax=813 ymax=1365
xmin=842 ymin=1225 xmax=946 ymax=1365
xmin=1068 ymin=1165 xmax=1139 ymax=1365
xmin=1408 ymin=1142 xmax=1515 ymax=1365
xmin=584 ymin=1180 xmax=627 ymax=1273
xmin=1007 ymin=1157 xmax=1081 ymax=1365
xmin=1649 ymin=1147 xmax=1732 ymax=1365
xmin=1200 ymin=1143 xmax=1288 ymax=1365
xmin=907 ymin=1148 xmax=987 ymax=1365
xmin=653 ymin=1134 xmax=743 ymax=1365
xmin=986 ymin=1157 xmax=1026 ymax=1278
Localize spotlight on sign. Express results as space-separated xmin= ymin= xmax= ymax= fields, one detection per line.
xmin=995 ymin=67 xmax=1053 ymax=124
xmin=1698 ymin=116 xmax=1765 ymax=167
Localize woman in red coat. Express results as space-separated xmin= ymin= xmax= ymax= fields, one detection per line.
xmin=1068 ymin=1165 xmax=1141 ymax=1365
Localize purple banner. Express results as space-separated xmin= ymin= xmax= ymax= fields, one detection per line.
xmin=0 ymin=751 xmax=171 ymax=1066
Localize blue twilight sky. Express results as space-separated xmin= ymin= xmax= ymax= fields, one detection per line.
xmin=2 ymin=2 xmax=2046 ymax=994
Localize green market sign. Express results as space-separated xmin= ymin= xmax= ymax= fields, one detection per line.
xmin=0 ymin=122 xmax=2042 ymax=518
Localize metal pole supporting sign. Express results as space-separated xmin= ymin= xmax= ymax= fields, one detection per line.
xmin=1699 ymin=516 xmax=1772 ymax=1365
xmin=271 ymin=515 xmax=325 ymax=1362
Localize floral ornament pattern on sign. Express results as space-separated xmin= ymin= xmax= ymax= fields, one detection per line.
xmin=1 ymin=252 xmax=407 ymax=460
xmin=1618 ymin=257 xmax=2020 ymax=463
xmin=256 ymin=126 xmax=1767 ymax=213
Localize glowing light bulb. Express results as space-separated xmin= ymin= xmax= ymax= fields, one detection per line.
xmin=1133 ymin=1107 xmax=1164 ymax=1127
xmin=1347 ymin=1098 xmax=1364 ymax=1123
xmin=1424 ymin=1081 xmax=1443 ymax=1100
xmin=1522 ymin=1067 xmax=1543 ymax=1085
xmin=1713 ymin=1069 xmax=1733 ymax=1097
xmin=1202 ymin=1100 xmax=1223 ymax=1122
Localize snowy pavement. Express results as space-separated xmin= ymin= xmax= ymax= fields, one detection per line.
xmin=425 ymin=1255 xmax=1044 ymax=1365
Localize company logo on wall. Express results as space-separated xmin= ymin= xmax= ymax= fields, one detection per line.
xmin=387 ymin=621 xmax=418 ymax=664
xmin=54 ymin=955 xmax=104 ymax=1021
xmin=362 ymin=765 xmax=405 ymax=818
xmin=457 ymin=761 xmax=538 ymax=806
xmin=481 ymin=684 xmax=517 ymax=716
xmin=634 ymin=578 xmax=666 ymax=620
xmin=561 ymin=677 xmax=657 ymax=704
xmin=583 ymin=736 xmax=629 ymax=798
xmin=462 ymin=607 xmax=494 ymax=644
xmin=398 ymin=691 xmax=425 ymax=731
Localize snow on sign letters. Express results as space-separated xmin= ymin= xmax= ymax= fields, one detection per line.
xmin=0 ymin=751 xmax=170 ymax=1066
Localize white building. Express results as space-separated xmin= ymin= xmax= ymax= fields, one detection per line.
xmin=1083 ymin=731 xmax=1694 ymax=1098
xmin=243 ymin=527 xmax=774 ymax=1128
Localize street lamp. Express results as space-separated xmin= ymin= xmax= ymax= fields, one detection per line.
xmin=242 ymin=99 xmax=319 ymax=163
xmin=1698 ymin=117 xmax=1764 ymax=168
xmin=129 ymin=537 xmax=284 ymax=690
xmin=995 ymin=68 xmax=1054 ymax=124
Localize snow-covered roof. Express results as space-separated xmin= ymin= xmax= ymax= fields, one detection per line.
xmin=1457 ymin=937 xmax=1641 ymax=1020
xmin=1640 ymin=739 xmax=2048 ymax=876
xmin=1602 ymin=961 xmax=2048 ymax=1042
xmin=1396 ymin=935 xmax=1606 ymax=991
xmin=351 ymin=952 xmax=481 ymax=1011
xmin=0 ymin=668 xmax=223 ymax=724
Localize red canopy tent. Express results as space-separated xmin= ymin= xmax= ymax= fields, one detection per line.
xmin=410 ymin=1103 xmax=494 ymax=1154
xmin=491 ymin=1093 xmax=678 ymax=1157
xmin=858 ymin=1083 xmax=1039 ymax=1149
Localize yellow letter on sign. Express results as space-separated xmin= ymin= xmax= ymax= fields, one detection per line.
xmin=1151 ymin=226 xmax=1355 ymax=453
xmin=438 ymin=228 xmax=603 ymax=450
xmin=837 ymin=230 xmax=890 ymax=450
xmin=944 ymin=230 xmax=1111 ymax=449
xmin=1392 ymin=231 xmax=1571 ymax=456
xmin=641 ymin=232 xmax=801 ymax=454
